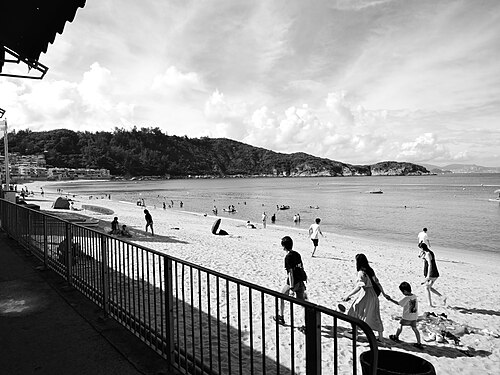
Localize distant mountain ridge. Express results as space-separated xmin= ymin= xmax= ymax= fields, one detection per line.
xmin=3 ymin=128 xmax=429 ymax=178
xmin=419 ymin=163 xmax=500 ymax=174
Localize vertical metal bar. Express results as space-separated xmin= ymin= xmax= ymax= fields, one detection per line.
xmin=190 ymin=266 xmax=195 ymax=367
xmin=290 ymin=302 xmax=294 ymax=375
xmin=275 ymin=297 xmax=280 ymax=375
xmin=353 ymin=326 xmax=357 ymax=375
xmin=101 ymin=235 xmax=109 ymax=316
xmin=237 ymin=284 xmax=242 ymax=375
xmin=66 ymin=222 xmax=73 ymax=283
xmin=249 ymin=289 xmax=254 ymax=375
xmin=261 ymin=292 xmax=266 ymax=375
xmin=175 ymin=261 xmax=180 ymax=365
xmin=43 ymin=215 xmax=48 ymax=269
xmin=334 ymin=317 xmax=338 ymax=375
xmin=146 ymin=251 xmax=151 ymax=341
xmin=207 ymin=273 xmax=213 ymax=372
xmin=226 ymin=279 xmax=231 ymax=375
xmin=152 ymin=254 xmax=158 ymax=348
xmin=198 ymin=268 xmax=204 ymax=369
xmin=217 ymin=276 xmax=221 ymax=375
xmin=305 ymin=307 xmax=321 ymax=375
xmin=182 ymin=264 xmax=187 ymax=370
xmin=163 ymin=257 xmax=175 ymax=371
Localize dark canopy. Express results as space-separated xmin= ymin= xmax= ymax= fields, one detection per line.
xmin=0 ymin=0 xmax=86 ymax=76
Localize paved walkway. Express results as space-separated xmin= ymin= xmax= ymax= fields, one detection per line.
xmin=0 ymin=231 xmax=175 ymax=375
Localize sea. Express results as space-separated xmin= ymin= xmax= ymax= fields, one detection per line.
xmin=51 ymin=174 xmax=500 ymax=255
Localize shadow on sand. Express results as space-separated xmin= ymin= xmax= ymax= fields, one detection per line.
xmin=449 ymin=306 xmax=500 ymax=317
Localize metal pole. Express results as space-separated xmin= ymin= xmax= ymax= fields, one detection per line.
xmin=1 ymin=119 xmax=9 ymax=190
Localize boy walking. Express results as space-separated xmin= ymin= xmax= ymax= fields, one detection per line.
xmin=385 ymin=282 xmax=423 ymax=349
xmin=308 ymin=218 xmax=323 ymax=257
xmin=273 ymin=236 xmax=308 ymax=333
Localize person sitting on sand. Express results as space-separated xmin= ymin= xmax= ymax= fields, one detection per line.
xmin=246 ymin=221 xmax=257 ymax=229
xmin=385 ymin=282 xmax=423 ymax=349
xmin=120 ymin=225 xmax=132 ymax=238
xmin=109 ymin=217 xmax=120 ymax=235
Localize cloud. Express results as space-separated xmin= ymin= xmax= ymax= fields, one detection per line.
xmin=151 ymin=66 xmax=204 ymax=96
xmin=396 ymin=133 xmax=467 ymax=163
xmin=1 ymin=63 xmax=134 ymax=132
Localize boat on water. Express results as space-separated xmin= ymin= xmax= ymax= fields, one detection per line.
xmin=278 ymin=205 xmax=290 ymax=210
xmin=309 ymin=205 xmax=320 ymax=209
xmin=368 ymin=190 xmax=383 ymax=194
xmin=222 ymin=208 xmax=237 ymax=213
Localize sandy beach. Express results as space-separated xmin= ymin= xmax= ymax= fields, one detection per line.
xmin=22 ymin=181 xmax=500 ymax=374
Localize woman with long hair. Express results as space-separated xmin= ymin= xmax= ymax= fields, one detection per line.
xmin=342 ymin=253 xmax=385 ymax=340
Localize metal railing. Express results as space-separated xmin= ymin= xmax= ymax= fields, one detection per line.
xmin=0 ymin=199 xmax=378 ymax=374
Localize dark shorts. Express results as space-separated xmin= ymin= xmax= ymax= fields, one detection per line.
xmin=311 ymin=239 xmax=319 ymax=246
xmin=400 ymin=319 xmax=417 ymax=327
xmin=291 ymin=281 xmax=306 ymax=299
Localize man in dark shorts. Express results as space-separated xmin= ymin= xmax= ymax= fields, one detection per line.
xmin=273 ymin=236 xmax=308 ymax=333
xmin=308 ymin=218 xmax=324 ymax=257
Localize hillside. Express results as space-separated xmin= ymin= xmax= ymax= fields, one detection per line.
xmin=2 ymin=128 xmax=429 ymax=178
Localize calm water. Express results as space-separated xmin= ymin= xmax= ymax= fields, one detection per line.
xmin=53 ymin=174 xmax=500 ymax=254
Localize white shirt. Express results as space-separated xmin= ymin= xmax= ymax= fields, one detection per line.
xmin=418 ymin=231 xmax=429 ymax=247
xmin=309 ymin=223 xmax=321 ymax=239
xmin=398 ymin=294 xmax=418 ymax=321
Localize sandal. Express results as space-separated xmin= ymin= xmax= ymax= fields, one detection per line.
xmin=413 ymin=343 xmax=424 ymax=349
xmin=389 ymin=335 xmax=400 ymax=343
xmin=273 ymin=315 xmax=286 ymax=326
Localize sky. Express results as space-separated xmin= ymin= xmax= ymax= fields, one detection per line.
xmin=1 ymin=0 xmax=499 ymax=167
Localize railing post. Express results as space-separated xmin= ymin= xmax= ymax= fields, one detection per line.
xmin=163 ymin=256 xmax=175 ymax=369
xmin=163 ymin=256 xmax=174 ymax=367
xmin=101 ymin=235 xmax=110 ymax=316
xmin=43 ymin=215 xmax=48 ymax=269
xmin=65 ymin=222 xmax=73 ymax=283
xmin=305 ymin=306 xmax=322 ymax=375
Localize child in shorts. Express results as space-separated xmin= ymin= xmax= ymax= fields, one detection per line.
xmin=385 ymin=281 xmax=423 ymax=349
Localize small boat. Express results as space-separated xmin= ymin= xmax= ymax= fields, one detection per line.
xmin=279 ymin=205 xmax=290 ymax=210
xmin=369 ymin=190 xmax=383 ymax=194
xmin=309 ymin=205 xmax=320 ymax=209
xmin=222 ymin=208 xmax=237 ymax=213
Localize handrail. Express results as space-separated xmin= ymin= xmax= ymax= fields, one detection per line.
xmin=0 ymin=199 xmax=378 ymax=374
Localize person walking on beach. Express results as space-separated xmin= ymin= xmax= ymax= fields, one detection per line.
xmin=308 ymin=218 xmax=324 ymax=257
xmin=418 ymin=228 xmax=431 ymax=249
xmin=144 ymin=209 xmax=154 ymax=236
xmin=342 ymin=253 xmax=385 ymax=341
xmin=385 ymin=282 xmax=423 ymax=349
xmin=273 ymin=236 xmax=308 ymax=333
xmin=262 ymin=212 xmax=268 ymax=228
xmin=419 ymin=243 xmax=446 ymax=307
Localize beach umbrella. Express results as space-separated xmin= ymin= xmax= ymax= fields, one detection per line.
xmin=494 ymin=189 xmax=500 ymax=193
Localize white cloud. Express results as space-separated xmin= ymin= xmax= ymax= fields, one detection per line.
xmin=151 ymin=66 xmax=203 ymax=95
xmin=396 ymin=133 xmax=467 ymax=163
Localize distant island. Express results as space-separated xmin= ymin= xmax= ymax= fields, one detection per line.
xmin=418 ymin=163 xmax=500 ymax=174
xmin=2 ymin=127 xmax=430 ymax=178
